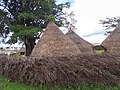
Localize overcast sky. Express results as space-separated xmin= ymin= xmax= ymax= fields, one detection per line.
xmin=58 ymin=0 xmax=120 ymax=44
xmin=1 ymin=0 xmax=120 ymax=47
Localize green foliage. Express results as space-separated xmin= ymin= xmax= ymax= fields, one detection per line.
xmin=10 ymin=25 xmax=40 ymax=37
xmin=18 ymin=12 xmax=36 ymax=20
xmin=45 ymin=15 xmax=55 ymax=21
xmin=0 ymin=0 xmax=72 ymax=55
xmin=7 ymin=25 xmax=40 ymax=44
xmin=0 ymin=0 xmax=70 ymax=43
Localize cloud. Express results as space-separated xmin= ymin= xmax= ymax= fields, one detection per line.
xmin=56 ymin=0 xmax=74 ymax=4
xmin=83 ymin=34 xmax=108 ymax=44
xmin=83 ymin=31 xmax=105 ymax=37
xmin=68 ymin=0 xmax=120 ymax=43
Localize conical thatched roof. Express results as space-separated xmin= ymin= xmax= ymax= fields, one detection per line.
xmin=31 ymin=22 xmax=82 ymax=57
xmin=101 ymin=23 xmax=120 ymax=53
xmin=66 ymin=30 xmax=94 ymax=54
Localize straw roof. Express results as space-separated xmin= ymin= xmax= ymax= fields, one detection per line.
xmin=66 ymin=30 xmax=94 ymax=54
xmin=31 ymin=22 xmax=82 ymax=57
xmin=101 ymin=23 xmax=120 ymax=53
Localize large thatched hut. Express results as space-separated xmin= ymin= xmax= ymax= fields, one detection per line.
xmin=66 ymin=30 xmax=94 ymax=54
xmin=101 ymin=23 xmax=120 ymax=53
xmin=31 ymin=22 xmax=82 ymax=57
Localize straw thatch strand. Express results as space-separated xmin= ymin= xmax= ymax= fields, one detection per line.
xmin=66 ymin=30 xmax=94 ymax=54
xmin=102 ymin=23 xmax=120 ymax=53
xmin=0 ymin=57 xmax=8 ymax=75
xmin=31 ymin=22 xmax=82 ymax=57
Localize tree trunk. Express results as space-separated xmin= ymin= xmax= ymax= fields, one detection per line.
xmin=25 ymin=38 xmax=36 ymax=56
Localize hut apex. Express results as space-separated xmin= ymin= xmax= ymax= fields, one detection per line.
xmin=31 ymin=22 xmax=82 ymax=57
xmin=66 ymin=30 xmax=94 ymax=54
xmin=101 ymin=23 xmax=120 ymax=53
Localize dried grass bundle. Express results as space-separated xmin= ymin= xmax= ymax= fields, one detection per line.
xmin=2 ymin=53 xmax=120 ymax=86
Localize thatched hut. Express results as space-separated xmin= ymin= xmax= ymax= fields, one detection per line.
xmin=93 ymin=45 xmax=107 ymax=53
xmin=101 ymin=23 xmax=120 ymax=53
xmin=31 ymin=22 xmax=81 ymax=57
xmin=66 ymin=30 xmax=94 ymax=54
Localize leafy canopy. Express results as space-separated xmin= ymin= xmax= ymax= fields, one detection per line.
xmin=0 ymin=0 xmax=71 ymax=44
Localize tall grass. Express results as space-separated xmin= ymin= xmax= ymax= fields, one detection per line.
xmin=1 ymin=76 xmax=120 ymax=90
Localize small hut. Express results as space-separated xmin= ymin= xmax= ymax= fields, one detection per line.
xmin=66 ymin=30 xmax=94 ymax=54
xmin=93 ymin=45 xmax=107 ymax=53
xmin=31 ymin=22 xmax=82 ymax=57
xmin=101 ymin=23 xmax=120 ymax=53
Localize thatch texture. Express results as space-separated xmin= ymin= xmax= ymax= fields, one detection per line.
xmin=66 ymin=30 xmax=94 ymax=54
xmin=2 ymin=54 xmax=120 ymax=86
xmin=101 ymin=23 xmax=120 ymax=53
xmin=0 ymin=57 xmax=8 ymax=75
xmin=31 ymin=22 xmax=81 ymax=57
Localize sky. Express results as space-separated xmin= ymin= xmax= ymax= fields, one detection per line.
xmin=1 ymin=0 xmax=120 ymax=47
xmin=64 ymin=0 xmax=120 ymax=44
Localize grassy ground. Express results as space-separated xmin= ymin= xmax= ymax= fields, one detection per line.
xmin=95 ymin=50 xmax=105 ymax=54
xmin=1 ymin=76 xmax=120 ymax=90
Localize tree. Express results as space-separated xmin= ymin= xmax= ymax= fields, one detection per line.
xmin=99 ymin=16 xmax=120 ymax=34
xmin=62 ymin=11 xmax=77 ymax=31
xmin=0 ymin=9 xmax=9 ymax=42
xmin=0 ymin=0 xmax=71 ymax=56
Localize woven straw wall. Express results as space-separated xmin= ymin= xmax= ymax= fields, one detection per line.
xmin=2 ymin=53 xmax=120 ymax=86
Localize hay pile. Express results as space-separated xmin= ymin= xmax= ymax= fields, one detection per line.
xmin=31 ymin=22 xmax=81 ymax=57
xmin=66 ymin=30 xmax=94 ymax=54
xmin=101 ymin=23 xmax=120 ymax=53
xmin=2 ymin=53 xmax=120 ymax=86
